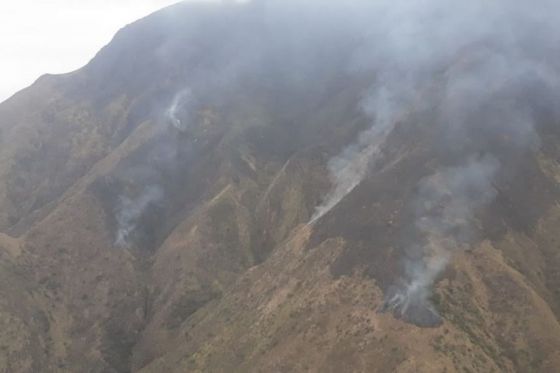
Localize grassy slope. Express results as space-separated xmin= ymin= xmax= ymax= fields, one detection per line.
xmin=0 ymin=3 xmax=559 ymax=372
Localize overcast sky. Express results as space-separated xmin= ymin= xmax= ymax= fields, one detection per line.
xmin=0 ymin=0 xmax=187 ymax=102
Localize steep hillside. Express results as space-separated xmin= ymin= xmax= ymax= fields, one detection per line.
xmin=1 ymin=1 xmax=560 ymax=372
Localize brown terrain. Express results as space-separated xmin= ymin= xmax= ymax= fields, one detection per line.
xmin=1 ymin=1 xmax=560 ymax=372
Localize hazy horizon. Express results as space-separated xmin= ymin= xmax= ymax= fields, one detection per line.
xmin=0 ymin=0 xmax=183 ymax=102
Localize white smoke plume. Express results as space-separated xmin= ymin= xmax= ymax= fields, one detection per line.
xmin=166 ymin=89 xmax=195 ymax=132
xmin=384 ymin=156 xmax=499 ymax=325
xmin=309 ymin=84 xmax=409 ymax=224
xmin=310 ymin=0 xmax=560 ymax=225
xmin=98 ymin=0 xmax=560 ymax=319
xmin=114 ymin=185 xmax=164 ymax=248
xmin=301 ymin=0 xmax=560 ymax=323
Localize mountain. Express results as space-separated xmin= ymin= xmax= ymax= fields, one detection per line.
xmin=1 ymin=0 xmax=560 ymax=372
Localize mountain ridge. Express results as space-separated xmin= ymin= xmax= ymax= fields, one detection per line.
xmin=1 ymin=1 xmax=560 ymax=372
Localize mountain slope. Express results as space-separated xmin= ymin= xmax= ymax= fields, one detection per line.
xmin=1 ymin=1 xmax=560 ymax=372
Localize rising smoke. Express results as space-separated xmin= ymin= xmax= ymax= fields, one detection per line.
xmin=114 ymin=185 xmax=164 ymax=248
xmin=310 ymin=76 xmax=420 ymax=224
xmin=166 ymin=89 xmax=195 ymax=132
xmin=379 ymin=44 xmax=560 ymax=324
xmin=303 ymin=0 xmax=560 ymax=324
xmin=108 ymin=0 xmax=560 ymax=322
xmin=311 ymin=0 xmax=560 ymax=223
xmin=383 ymin=156 xmax=500 ymax=325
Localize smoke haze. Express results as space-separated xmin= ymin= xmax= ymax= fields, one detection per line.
xmin=99 ymin=0 xmax=560 ymax=323
xmin=384 ymin=156 xmax=500 ymax=325
xmin=115 ymin=185 xmax=164 ymax=248
xmin=166 ymin=89 xmax=196 ymax=131
xmin=295 ymin=0 xmax=560 ymax=323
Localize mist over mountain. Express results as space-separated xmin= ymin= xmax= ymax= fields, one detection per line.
xmin=1 ymin=0 xmax=560 ymax=372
